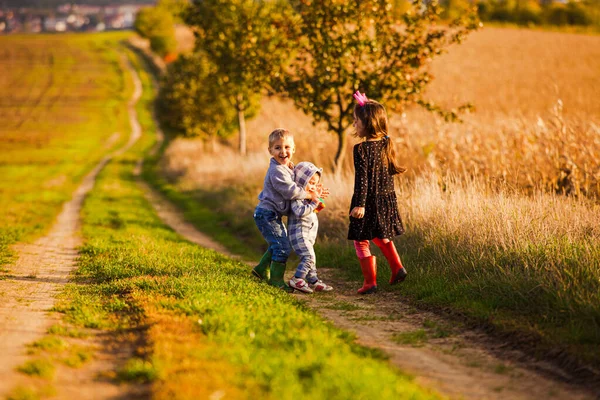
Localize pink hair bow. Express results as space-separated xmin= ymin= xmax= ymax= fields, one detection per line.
xmin=353 ymin=90 xmax=368 ymax=106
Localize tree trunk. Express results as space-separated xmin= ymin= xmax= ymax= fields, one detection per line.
xmin=236 ymin=95 xmax=247 ymax=156
xmin=208 ymin=136 xmax=217 ymax=153
xmin=333 ymin=128 xmax=347 ymax=175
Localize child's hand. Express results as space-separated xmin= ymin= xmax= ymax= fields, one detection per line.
xmin=317 ymin=184 xmax=330 ymax=199
xmin=350 ymin=206 xmax=365 ymax=219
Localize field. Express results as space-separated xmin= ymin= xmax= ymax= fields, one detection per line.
xmin=1 ymin=25 xmax=599 ymax=399
xmin=159 ymin=27 xmax=600 ymax=368
xmin=0 ymin=32 xmax=132 ymax=267
xmin=0 ymin=34 xmax=442 ymax=399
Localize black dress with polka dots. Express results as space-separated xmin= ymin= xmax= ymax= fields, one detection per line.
xmin=347 ymin=140 xmax=405 ymax=241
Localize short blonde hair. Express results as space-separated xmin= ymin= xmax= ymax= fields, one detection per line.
xmin=268 ymin=128 xmax=294 ymax=149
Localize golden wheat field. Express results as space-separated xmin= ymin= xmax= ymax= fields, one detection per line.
xmin=165 ymin=27 xmax=600 ymax=199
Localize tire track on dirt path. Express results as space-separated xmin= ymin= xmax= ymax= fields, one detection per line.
xmin=136 ymin=95 xmax=597 ymax=400
xmin=0 ymin=55 xmax=144 ymax=400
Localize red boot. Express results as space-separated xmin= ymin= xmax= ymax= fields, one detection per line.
xmin=377 ymin=241 xmax=407 ymax=285
xmin=357 ymin=256 xmax=378 ymax=294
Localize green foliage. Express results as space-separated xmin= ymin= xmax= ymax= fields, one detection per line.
xmin=156 ymin=0 xmax=189 ymax=23
xmin=282 ymin=0 xmax=479 ymax=171
xmin=545 ymin=2 xmax=593 ymax=26
xmin=134 ymin=6 xmax=177 ymax=57
xmin=158 ymin=53 xmax=238 ymax=139
xmin=183 ymin=0 xmax=297 ymax=153
xmin=441 ymin=0 xmax=475 ymax=21
xmin=474 ymin=0 xmax=599 ymax=27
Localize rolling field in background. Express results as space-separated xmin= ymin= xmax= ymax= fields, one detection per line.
xmin=167 ymin=27 xmax=600 ymax=196
xmin=0 ymin=32 xmax=132 ymax=267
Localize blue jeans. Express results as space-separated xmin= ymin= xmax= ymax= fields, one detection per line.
xmin=253 ymin=207 xmax=291 ymax=263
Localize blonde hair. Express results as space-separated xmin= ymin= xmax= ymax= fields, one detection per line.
xmin=354 ymin=100 xmax=406 ymax=175
xmin=268 ymin=128 xmax=294 ymax=149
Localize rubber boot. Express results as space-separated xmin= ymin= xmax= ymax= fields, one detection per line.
xmin=269 ymin=261 xmax=294 ymax=292
xmin=378 ymin=241 xmax=407 ymax=285
xmin=251 ymin=249 xmax=272 ymax=281
xmin=357 ymin=256 xmax=378 ymax=294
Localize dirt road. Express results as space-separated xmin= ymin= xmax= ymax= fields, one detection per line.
xmin=1 ymin=46 xmax=596 ymax=399
xmin=0 ymin=55 xmax=144 ymax=400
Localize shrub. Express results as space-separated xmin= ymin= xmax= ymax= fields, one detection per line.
xmin=134 ymin=6 xmax=176 ymax=57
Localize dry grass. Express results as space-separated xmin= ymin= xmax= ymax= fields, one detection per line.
xmin=164 ymin=25 xmax=600 ymax=256
xmin=172 ymin=27 xmax=600 ymax=197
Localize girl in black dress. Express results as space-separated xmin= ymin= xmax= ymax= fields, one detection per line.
xmin=349 ymin=91 xmax=408 ymax=294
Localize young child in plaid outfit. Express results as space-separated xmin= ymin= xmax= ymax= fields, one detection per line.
xmin=252 ymin=129 xmax=328 ymax=292
xmin=288 ymin=162 xmax=333 ymax=293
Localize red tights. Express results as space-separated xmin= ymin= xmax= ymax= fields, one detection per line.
xmin=353 ymin=238 xmax=390 ymax=259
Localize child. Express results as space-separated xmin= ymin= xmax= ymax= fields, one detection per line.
xmin=253 ymin=128 xmax=323 ymax=291
xmin=288 ymin=162 xmax=333 ymax=293
xmin=348 ymin=91 xmax=408 ymax=294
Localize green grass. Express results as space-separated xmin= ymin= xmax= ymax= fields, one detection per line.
xmin=422 ymin=319 xmax=453 ymax=339
xmin=61 ymin=347 xmax=94 ymax=369
xmin=47 ymin=324 xmax=88 ymax=339
xmin=6 ymin=385 xmax=56 ymax=400
xmin=17 ymin=359 xmax=55 ymax=379
xmin=6 ymin=386 xmax=40 ymax=400
xmin=0 ymin=32 xmax=132 ymax=269
xmin=324 ymin=301 xmax=363 ymax=311
xmin=27 ymin=336 xmax=69 ymax=354
xmin=391 ymin=330 xmax=429 ymax=347
xmin=43 ymin=48 xmax=440 ymax=399
xmin=117 ymin=358 xmax=159 ymax=383
xmin=152 ymin=172 xmax=600 ymax=370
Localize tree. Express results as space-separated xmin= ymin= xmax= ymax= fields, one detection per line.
xmin=282 ymin=0 xmax=479 ymax=172
xmin=134 ymin=5 xmax=177 ymax=57
xmin=155 ymin=0 xmax=189 ymax=23
xmin=158 ymin=53 xmax=238 ymax=145
xmin=184 ymin=0 xmax=298 ymax=155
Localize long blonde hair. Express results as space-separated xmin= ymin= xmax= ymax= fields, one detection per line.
xmin=354 ymin=100 xmax=406 ymax=175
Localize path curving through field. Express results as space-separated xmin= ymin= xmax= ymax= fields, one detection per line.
xmin=138 ymin=181 xmax=597 ymax=399
xmin=0 ymin=55 xmax=144 ymax=399
xmin=133 ymin=72 xmax=598 ymax=400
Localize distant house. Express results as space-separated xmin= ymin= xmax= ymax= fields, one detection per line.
xmin=0 ymin=3 xmax=153 ymax=34
xmin=105 ymin=14 xmax=125 ymax=29
xmin=43 ymin=15 xmax=69 ymax=32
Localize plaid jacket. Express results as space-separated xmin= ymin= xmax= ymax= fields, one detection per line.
xmin=289 ymin=162 xmax=322 ymax=249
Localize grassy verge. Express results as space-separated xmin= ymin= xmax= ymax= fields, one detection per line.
xmin=0 ymin=32 xmax=132 ymax=268
xmin=48 ymin=48 xmax=440 ymax=399
xmin=149 ymin=172 xmax=600 ymax=372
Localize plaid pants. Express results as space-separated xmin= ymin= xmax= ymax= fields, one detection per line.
xmin=289 ymin=213 xmax=319 ymax=283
